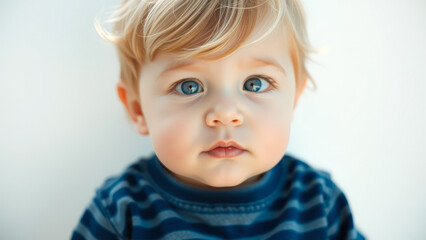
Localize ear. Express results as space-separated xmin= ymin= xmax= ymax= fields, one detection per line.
xmin=293 ymin=76 xmax=308 ymax=110
xmin=116 ymin=81 xmax=149 ymax=135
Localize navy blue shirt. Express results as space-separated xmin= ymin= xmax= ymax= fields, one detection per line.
xmin=72 ymin=154 xmax=366 ymax=239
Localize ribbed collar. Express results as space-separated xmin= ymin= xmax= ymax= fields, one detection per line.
xmin=147 ymin=154 xmax=288 ymax=205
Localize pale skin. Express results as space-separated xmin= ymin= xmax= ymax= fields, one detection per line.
xmin=117 ymin=24 xmax=307 ymax=189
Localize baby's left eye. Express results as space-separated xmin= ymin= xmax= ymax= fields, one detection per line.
xmin=243 ymin=76 xmax=272 ymax=93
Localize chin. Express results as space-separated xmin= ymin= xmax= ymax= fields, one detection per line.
xmin=204 ymin=177 xmax=246 ymax=188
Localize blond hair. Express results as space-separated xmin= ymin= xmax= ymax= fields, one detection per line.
xmin=95 ymin=0 xmax=317 ymax=99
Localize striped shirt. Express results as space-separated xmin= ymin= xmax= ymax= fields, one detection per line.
xmin=71 ymin=154 xmax=366 ymax=240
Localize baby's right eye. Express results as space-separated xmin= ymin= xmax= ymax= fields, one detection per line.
xmin=174 ymin=79 xmax=203 ymax=95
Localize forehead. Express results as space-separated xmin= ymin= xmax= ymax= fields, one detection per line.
xmin=159 ymin=57 xmax=287 ymax=77
xmin=147 ymin=25 xmax=292 ymax=75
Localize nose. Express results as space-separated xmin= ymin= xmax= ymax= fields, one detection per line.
xmin=205 ymin=101 xmax=244 ymax=127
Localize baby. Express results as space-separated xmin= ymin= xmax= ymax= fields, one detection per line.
xmin=72 ymin=0 xmax=365 ymax=239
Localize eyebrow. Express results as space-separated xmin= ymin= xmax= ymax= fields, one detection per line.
xmin=161 ymin=59 xmax=202 ymax=75
xmin=239 ymin=58 xmax=287 ymax=76
xmin=160 ymin=57 xmax=287 ymax=76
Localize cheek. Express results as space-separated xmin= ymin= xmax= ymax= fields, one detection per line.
xmin=258 ymin=115 xmax=290 ymax=155
xmin=266 ymin=124 xmax=290 ymax=158
xmin=253 ymin=100 xmax=292 ymax=160
xmin=149 ymin=112 xmax=200 ymax=171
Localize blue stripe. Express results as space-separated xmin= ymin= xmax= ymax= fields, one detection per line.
xmin=327 ymin=191 xmax=347 ymax=224
xmin=122 ymin=205 xmax=329 ymax=239
xmin=328 ymin=192 xmax=355 ymax=240
xmin=105 ymin=180 xmax=328 ymax=225
xmin=266 ymin=227 xmax=327 ymax=240
xmin=271 ymin=181 xmax=327 ymax=209
xmin=106 ymin=196 xmax=171 ymax=221
xmin=106 ymin=195 xmax=326 ymax=237
xmin=98 ymin=171 xmax=150 ymax=198
xmin=70 ymin=231 xmax=85 ymax=240
xmin=104 ymin=185 xmax=159 ymax=216
xmin=286 ymin=166 xmax=331 ymax=187
xmin=129 ymin=217 xmax=327 ymax=239
xmin=80 ymin=208 xmax=119 ymax=240
xmin=274 ymin=203 xmax=325 ymax=223
xmin=330 ymin=212 xmax=353 ymax=240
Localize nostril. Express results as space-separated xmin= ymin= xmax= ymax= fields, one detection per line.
xmin=232 ymin=119 xmax=238 ymax=123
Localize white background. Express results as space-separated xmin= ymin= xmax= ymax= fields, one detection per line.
xmin=1 ymin=0 xmax=425 ymax=239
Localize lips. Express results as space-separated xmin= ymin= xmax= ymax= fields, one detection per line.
xmin=204 ymin=140 xmax=246 ymax=158
xmin=206 ymin=146 xmax=245 ymax=158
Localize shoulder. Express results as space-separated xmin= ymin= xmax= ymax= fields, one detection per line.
xmin=283 ymin=153 xmax=334 ymax=193
xmin=283 ymin=154 xmax=330 ymax=177
xmin=282 ymin=154 xmax=343 ymax=212
xmin=94 ymin=155 xmax=159 ymax=218
xmin=95 ymin=156 xmax=153 ymax=201
xmin=72 ymin=155 xmax=158 ymax=240
xmin=282 ymin=154 xmax=365 ymax=240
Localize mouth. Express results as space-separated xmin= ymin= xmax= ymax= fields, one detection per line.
xmin=203 ymin=140 xmax=246 ymax=158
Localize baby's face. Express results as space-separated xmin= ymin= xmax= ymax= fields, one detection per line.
xmin=137 ymin=26 xmax=300 ymax=188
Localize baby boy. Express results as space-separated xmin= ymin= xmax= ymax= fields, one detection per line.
xmin=72 ymin=0 xmax=365 ymax=239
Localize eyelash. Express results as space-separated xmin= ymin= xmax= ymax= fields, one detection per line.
xmin=168 ymin=75 xmax=277 ymax=96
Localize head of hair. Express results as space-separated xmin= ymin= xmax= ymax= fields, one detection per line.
xmin=95 ymin=0 xmax=317 ymax=100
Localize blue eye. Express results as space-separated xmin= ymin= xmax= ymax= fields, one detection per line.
xmin=172 ymin=76 xmax=273 ymax=96
xmin=243 ymin=77 xmax=271 ymax=92
xmin=175 ymin=80 xmax=202 ymax=95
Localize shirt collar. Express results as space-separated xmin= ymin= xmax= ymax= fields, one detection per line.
xmin=147 ymin=154 xmax=287 ymax=205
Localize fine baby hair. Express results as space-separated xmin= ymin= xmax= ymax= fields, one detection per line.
xmin=95 ymin=0 xmax=318 ymax=104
